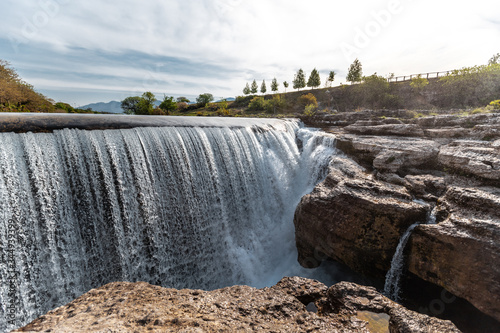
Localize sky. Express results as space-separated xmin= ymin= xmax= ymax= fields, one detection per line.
xmin=0 ymin=0 xmax=499 ymax=107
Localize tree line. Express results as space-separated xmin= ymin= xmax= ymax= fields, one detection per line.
xmin=120 ymin=92 xmax=216 ymax=115
xmin=240 ymin=59 xmax=368 ymax=96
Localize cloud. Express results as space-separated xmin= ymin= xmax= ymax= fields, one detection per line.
xmin=1 ymin=0 xmax=499 ymax=105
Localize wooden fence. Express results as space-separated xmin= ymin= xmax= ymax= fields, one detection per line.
xmin=388 ymin=71 xmax=454 ymax=83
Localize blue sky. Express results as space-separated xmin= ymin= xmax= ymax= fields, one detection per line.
xmin=1 ymin=0 xmax=499 ymax=106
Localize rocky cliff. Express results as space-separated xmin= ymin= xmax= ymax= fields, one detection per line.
xmin=296 ymin=110 xmax=500 ymax=325
xmin=14 ymin=277 xmax=459 ymax=332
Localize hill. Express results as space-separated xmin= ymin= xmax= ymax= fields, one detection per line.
xmin=79 ymin=101 xmax=124 ymax=113
xmin=0 ymin=60 xmax=55 ymax=112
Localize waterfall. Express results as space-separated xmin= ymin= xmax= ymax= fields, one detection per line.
xmin=0 ymin=120 xmax=336 ymax=331
xmin=383 ymin=204 xmax=437 ymax=302
xmin=383 ymin=223 xmax=419 ymax=302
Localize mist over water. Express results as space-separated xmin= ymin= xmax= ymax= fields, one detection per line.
xmin=0 ymin=120 xmax=338 ymax=331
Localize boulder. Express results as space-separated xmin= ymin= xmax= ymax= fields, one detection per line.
xmin=14 ymin=277 xmax=460 ymax=333
xmin=294 ymin=156 xmax=428 ymax=278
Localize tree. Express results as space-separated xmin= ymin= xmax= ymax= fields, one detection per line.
xmin=121 ymin=96 xmax=141 ymax=114
xmin=293 ymin=69 xmax=306 ymax=91
xmin=176 ymin=96 xmax=190 ymax=103
xmin=347 ymin=58 xmax=363 ymax=84
xmin=136 ymin=91 xmax=156 ymax=115
xmin=307 ymin=68 xmax=321 ymax=89
xmin=489 ymin=53 xmax=500 ymax=65
xmin=250 ymin=80 xmax=258 ymax=94
xmin=283 ymin=81 xmax=289 ymax=93
xmin=260 ymin=80 xmax=267 ymax=94
xmin=196 ymin=93 xmax=214 ymax=106
xmin=271 ymin=77 xmax=278 ymax=93
xmin=243 ymin=83 xmax=251 ymax=95
xmin=159 ymin=95 xmax=177 ymax=114
xmin=326 ymin=71 xmax=335 ymax=87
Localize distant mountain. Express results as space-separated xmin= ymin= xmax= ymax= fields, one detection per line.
xmin=216 ymin=97 xmax=235 ymax=102
xmin=78 ymin=101 xmax=124 ymax=113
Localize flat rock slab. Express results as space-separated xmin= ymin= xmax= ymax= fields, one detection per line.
xmin=0 ymin=113 xmax=292 ymax=133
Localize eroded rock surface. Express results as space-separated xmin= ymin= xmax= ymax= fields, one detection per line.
xmin=297 ymin=111 xmax=500 ymax=325
xmin=14 ymin=277 xmax=459 ymax=333
xmin=294 ymin=156 xmax=427 ymax=278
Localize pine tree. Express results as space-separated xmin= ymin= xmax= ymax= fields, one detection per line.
xmin=251 ymin=80 xmax=258 ymax=94
xmin=307 ymin=68 xmax=321 ymax=89
xmin=293 ymin=69 xmax=306 ymax=91
xmin=347 ymin=59 xmax=363 ymax=84
xmin=326 ymin=71 xmax=335 ymax=87
xmin=260 ymin=80 xmax=267 ymax=94
xmin=283 ymin=81 xmax=289 ymax=93
xmin=243 ymin=83 xmax=251 ymax=95
xmin=271 ymin=77 xmax=279 ymax=93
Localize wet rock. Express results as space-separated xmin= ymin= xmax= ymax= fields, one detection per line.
xmin=294 ymin=156 xmax=427 ymax=278
xmin=328 ymin=281 xmax=460 ymax=333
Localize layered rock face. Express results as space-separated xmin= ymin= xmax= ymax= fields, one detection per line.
xmin=296 ymin=110 xmax=500 ymax=323
xmin=14 ymin=277 xmax=459 ymax=332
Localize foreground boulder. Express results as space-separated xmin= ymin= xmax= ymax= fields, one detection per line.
xmin=14 ymin=277 xmax=459 ymax=332
xmin=294 ymin=156 xmax=427 ymax=278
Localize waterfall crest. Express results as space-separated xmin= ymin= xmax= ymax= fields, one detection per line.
xmin=0 ymin=120 xmax=336 ymax=331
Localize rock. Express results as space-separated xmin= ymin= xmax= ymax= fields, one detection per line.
xmin=403 ymin=174 xmax=447 ymax=200
xmin=328 ymin=281 xmax=460 ymax=333
xmin=294 ymin=156 xmax=428 ymax=278
xmin=345 ymin=122 xmax=425 ymax=137
xmin=407 ymin=216 xmax=500 ymax=322
xmin=14 ymin=277 xmax=459 ymax=333
xmin=13 ymin=279 xmax=350 ymax=333
xmin=336 ymin=135 xmax=440 ymax=173
xmin=438 ymin=140 xmax=500 ymax=180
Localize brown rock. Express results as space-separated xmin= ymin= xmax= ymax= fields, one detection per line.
xmin=328 ymin=281 xmax=460 ymax=333
xmin=14 ymin=277 xmax=460 ymax=333
xmin=294 ymin=156 xmax=428 ymax=278
xmin=407 ymin=186 xmax=500 ymax=322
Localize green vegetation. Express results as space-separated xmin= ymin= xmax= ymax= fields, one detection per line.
xmin=326 ymin=71 xmax=335 ymax=87
xmin=243 ymin=83 xmax=251 ymax=95
xmin=271 ymin=78 xmax=278 ymax=93
xmin=307 ymin=68 xmax=321 ymax=89
xmin=250 ymin=80 xmax=258 ymax=94
xmin=410 ymin=74 xmax=429 ymax=92
xmin=293 ymin=69 xmax=306 ymax=91
xmin=196 ymin=93 xmax=214 ymax=107
xmin=159 ymin=96 xmax=177 ymax=114
xmin=260 ymin=80 xmax=267 ymax=94
xmin=347 ymin=58 xmax=363 ymax=84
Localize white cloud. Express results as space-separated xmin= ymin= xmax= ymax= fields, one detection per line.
xmin=1 ymin=0 xmax=499 ymax=104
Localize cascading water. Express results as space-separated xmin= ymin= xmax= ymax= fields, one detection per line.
xmin=384 ymin=204 xmax=438 ymax=302
xmin=0 ymin=120 xmax=337 ymax=331
xmin=383 ymin=222 xmax=419 ymax=302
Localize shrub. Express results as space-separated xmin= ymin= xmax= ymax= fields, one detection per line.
xmin=490 ymin=99 xmax=500 ymax=109
xmin=265 ymin=95 xmax=287 ymax=114
xmin=176 ymin=102 xmax=188 ymax=112
xmin=297 ymin=93 xmax=317 ymax=108
xmin=248 ymin=96 xmax=266 ymax=111
xmin=304 ymin=104 xmax=317 ymax=116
